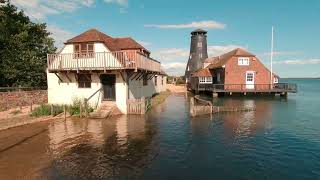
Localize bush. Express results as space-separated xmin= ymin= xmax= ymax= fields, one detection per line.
xmin=31 ymin=104 xmax=64 ymax=117
xmin=68 ymin=98 xmax=94 ymax=116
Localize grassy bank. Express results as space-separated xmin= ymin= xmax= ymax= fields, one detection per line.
xmin=151 ymin=90 xmax=171 ymax=107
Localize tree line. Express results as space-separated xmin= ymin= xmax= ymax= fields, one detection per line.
xmin=0 ymin=0 xmax=56 ymax=87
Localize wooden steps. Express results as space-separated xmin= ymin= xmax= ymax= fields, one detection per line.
xmin=89 ymin=101 xmax=118 ymax=119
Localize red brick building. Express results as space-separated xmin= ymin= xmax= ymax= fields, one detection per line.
xmin=190 ymin=48 xmax=283 ymax=93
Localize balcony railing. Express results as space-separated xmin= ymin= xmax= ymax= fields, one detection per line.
xmin=197 ymin=83 xmax=297 ymax=93
xmin=47 ymin=51 xmax=161 ymax=72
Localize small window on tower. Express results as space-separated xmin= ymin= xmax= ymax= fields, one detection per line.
xmin=199 ymin=53 xmax=202 ymax=58
xmin=198 ymin=42 xmax=202 ymax=48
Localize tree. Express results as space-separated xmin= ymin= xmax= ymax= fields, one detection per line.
xmin=0 ymin=1 xmax=56 ymax=87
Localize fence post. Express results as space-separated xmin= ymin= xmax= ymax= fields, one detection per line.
xmin=64 ymin=105 xmax=66 ymax=121
xmin=84 ymin=99 xmax=88 ymax=118
xmin=79 ymin=103 xmax=82 ymax=118
xmin=30 ymin=101 xmax=33 ymax=112
xmin=19 ymin=85 xmax=22 ymax=110
xmin=51 ymin=104 xmax=54 ymax=116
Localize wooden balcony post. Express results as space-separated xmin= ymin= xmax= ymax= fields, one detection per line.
xmin=103 ymin=52 xmax=106 ymax=73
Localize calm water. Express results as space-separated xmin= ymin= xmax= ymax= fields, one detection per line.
xmin=0 ymin=79 xmax=319 ymax=179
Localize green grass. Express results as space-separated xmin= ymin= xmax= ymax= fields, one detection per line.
xmin=10 ymin=109 xmax=22 ymax=115
xmin=151 ymin=90 xmax=171 ymax=107
xmin=68 ymin=98 xmax=94 ymax=116
xmin=31 ymin=104 xmax=63 ymax=117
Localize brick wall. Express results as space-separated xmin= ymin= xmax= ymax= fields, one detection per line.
xmin=224 ymin=56 xmax=276 ymax=90
xmin=0 ymin=90 xmax=47 ymax=111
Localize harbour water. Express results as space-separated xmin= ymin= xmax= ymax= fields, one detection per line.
xmin=0 ymin=79 xmax=319 ymax=179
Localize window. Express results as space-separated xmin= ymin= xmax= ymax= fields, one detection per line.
xmin=217 ymin=72 xmax=221 ymax=82
xmin=246 ymin=73 xmax=254 ymax=82
xmin=199 ymin=53 xmax=202 ymax=58
xmin=198 ymin=42 xmax=202 ymax=48
xmin=199 ymin=77 xmax=212 ymax=84
xmin=143 ymin=74 xmax=148 ymax=86
xmin=206 ymin=77 xmax=212 ymax=83
xmin=161 ymin=76 xmax=164 ymax=85
xmin=154 ymin=75 xmax=158 ymax=86
xmin=238 ymin=57 xmax=250 ymax=66
xmin=78 ymin=74 xmax=91 ymax=88
xmin=199 ymin=77 xmax=206 ymax=83
xmin=74 ymin=43 xmax=94 ymax=58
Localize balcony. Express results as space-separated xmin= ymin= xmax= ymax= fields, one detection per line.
xmin=197 ymin=83 xmax=298 ymax=93
xmin=47 ymin=51 xmax=161 ymax=73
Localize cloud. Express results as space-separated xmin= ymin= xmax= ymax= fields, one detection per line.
xmin=145 ymin=20 xmax=226 ymax=30
xmin=259 ymin=51 xmax=300 ymax=57
xmin=207 ymin=45 xmax=245 ymax=57
xmin=274 ymin=59 xmax=320 ymax=65
xmin=155 ymin=45 xmax=243 ymax=75
xmin=137 ymin=41 xmax=152 ymax=47
xmin=161 ymin=62 xmax=186 ymax=76
xmin=104 ymin=0 xmax=128 ymax=6
xmin=11 ymin=0 xmax=95 ymax=20
xmin=47 ymin=25 xmax=74 ymax=48
xmin=153 ymin=45 xmax=243 ymax=63
xmin=153 ymin=48 xmax=190 ymax=62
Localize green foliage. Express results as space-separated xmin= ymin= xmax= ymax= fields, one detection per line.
xmin=31 ymin=104 xmax=63 ymax=117
xmin=31 ymin=104 xmax=51 ymax=117
xmin=68 ymin=98 xmax=94 ymax=116
xmin=10 ymin=109 xmax=21 ymax=115
xmin=0 ymin=2 xmax=56 ymax=87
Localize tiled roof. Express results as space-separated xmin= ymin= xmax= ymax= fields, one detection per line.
xmin=191 ymin=68 xmax=213 ymax=77
xmin=206 ymin=48 xmax=255 ymax=69
xmin=65 ymin=29 xmax=148 ymax=52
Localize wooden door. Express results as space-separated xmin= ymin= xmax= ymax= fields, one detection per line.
xmin=100 ymin=74 xmax=116 ymax=101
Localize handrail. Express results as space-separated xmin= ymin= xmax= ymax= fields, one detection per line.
xmin=47 ymin=51 xmax=161 ymax=72
xmin=85 ymin=87 xmax=103 ymax=102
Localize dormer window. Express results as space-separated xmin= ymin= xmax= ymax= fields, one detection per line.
xmin=238 ymin=57 xmax=249 ymax=66
xmin=74 ymin=43 xmax=94 ymax=58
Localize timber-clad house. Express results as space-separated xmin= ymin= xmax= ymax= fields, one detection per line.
xmin=47 ymin=29 xmax=167 ymax=114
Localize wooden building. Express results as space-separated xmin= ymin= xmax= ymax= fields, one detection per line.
xmin=47 ymin=29 xmax=167 ymax=114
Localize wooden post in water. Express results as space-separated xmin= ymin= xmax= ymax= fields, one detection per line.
xmin=63 ymin=105 xmax=66 ymax=120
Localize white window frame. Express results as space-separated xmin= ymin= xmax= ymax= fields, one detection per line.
xmin=198 ymin=42 xmax=202 ymax=48
xmin=238 ymin=57 xmax=250 ymax=66
xmin=199 ymin=53 xmax=202 ymax=58
xmin=199 ymin=76 xmax=212 ymax=84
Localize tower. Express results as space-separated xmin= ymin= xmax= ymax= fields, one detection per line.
xmin=185 ymin=29 xmax=208 ymax=83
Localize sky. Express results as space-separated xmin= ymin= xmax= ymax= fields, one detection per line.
xmin=10 ymin=0 xmax=320 ymax=78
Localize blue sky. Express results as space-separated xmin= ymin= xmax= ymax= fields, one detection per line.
xmin=11 ymin=0 xmax=320 ymax=77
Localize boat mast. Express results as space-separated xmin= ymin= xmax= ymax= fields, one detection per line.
xmin=270 ymin=26 xmax=274 ymax=87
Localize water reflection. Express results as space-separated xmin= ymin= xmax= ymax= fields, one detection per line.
xmin=44 ymin=115 xmax=157 ymax=179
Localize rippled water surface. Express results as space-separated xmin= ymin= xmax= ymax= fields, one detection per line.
xmin=0 ymin=79 xmax=319 ymax=179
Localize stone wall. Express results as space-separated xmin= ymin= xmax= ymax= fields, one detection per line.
xmin=0 ymin=90 xmax=47 ymax=111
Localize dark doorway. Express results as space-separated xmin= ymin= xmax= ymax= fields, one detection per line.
xmin=100 ymin=74 xmax=116 ymax=101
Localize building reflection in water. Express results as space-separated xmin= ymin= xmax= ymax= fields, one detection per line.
xmin=190 ymin=97 xmax=273 ymax=139
xmin=46 ymin=114 xmax=157 ymax=179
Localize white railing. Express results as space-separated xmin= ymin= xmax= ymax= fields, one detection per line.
xmin=47 ymin=51 xmax=161 ymax=72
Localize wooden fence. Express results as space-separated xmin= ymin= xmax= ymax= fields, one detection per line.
xmin=190 ymin=96 xmax=256 ymax=117
xmin=126 ymin=97 xmax=151 ymax=114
